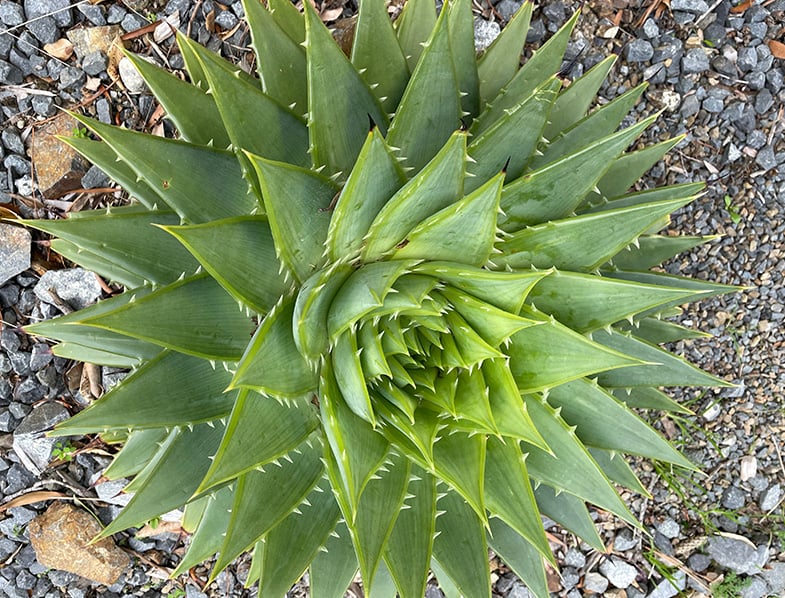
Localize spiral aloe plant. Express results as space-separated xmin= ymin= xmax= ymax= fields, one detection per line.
xmin=24 ymin=0 xmax=736 ymax=595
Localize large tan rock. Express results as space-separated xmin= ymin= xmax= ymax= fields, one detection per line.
xmin=28 ymin=502 xmax=131 ymax=585
xmin=31 ymin=113 xmax=88 ymax=197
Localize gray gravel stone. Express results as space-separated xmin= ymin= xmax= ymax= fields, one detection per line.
xmin=474 ymin=19 xmax=500 ymax=52
xmin=613 ymin=528 xmax=638 ymax=551
xmin=599 ymin=557 xmax=638 ymax=589
xmin=687 ymin=552 xmax=711 ymax=572
xmin=30 ymin=94 xmax=56 ymax=116
xmin=755 ymin=146 xmax=778 ymax=171
xmin=507 ymin=581 xmax=531 ymax=598
xmin=496 ymin=0 xmax=522 ymax=21
xmin=34 ymin=268 xmax=102 ymax=311
xmin=656 ymin=518 xmax=681 ymax=539
xmin=762 ymin=563 xmax=785 ymax=595
xmin=0 ymin=58 xmax=23 ymax=83
xmin=670 ymin=0 xmax=708 ymax=12
xmin=0 ymin=224 xmax=31 ymax=286
xmin=758 ymin=482 xmax=781 ymax=511
xmin=118 ymin=55 xmax=147 ymax=93
xmin=563 ymin=548 xmax=585 ymax=569
xmin=738 ymin=46 xmax=758 ymax=73
xmin=82 ymin=50 xmax=108 ymax=76
xmin=583 ymin=572 xmax=609 ymax=594
xmin=12 ymin=401 xmax=70 ymax=474
xmin=26 ymin=16 xmax=58 ymax=43
xmin=740 ymin=577 xmax=769 ymax=598
xmin=682 ymin=48 xmax=710 ymax=73
xmin=81 ymin=164 xmax=111 ymax=189
xmin=707 ymin=536 xmax=766 ymax=575
xmin=721 ymin=485 xmax=746 ymax=509
xmin=0 ymin=1 xmax=24 ymax=26
xmin=626 ymin=39 xmax=654 ymax=63
xmin=646 ymin=570 xmax=685 ymax=598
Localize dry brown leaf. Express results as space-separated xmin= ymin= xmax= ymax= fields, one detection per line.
xmin=0 ymin=491 xmax=67 ymax=513
xmin=768 ymin=39 xmax=785 ymax=59
xmin=730 ymin=0 xmax=753 ymax=13
xmin=43 ymin=38 xmax=74 ymax=61
xmin=135 ymin=520 xmax=184 ymax=538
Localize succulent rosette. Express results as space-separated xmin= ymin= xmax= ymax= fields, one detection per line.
xmin=23 ymin=0 xmax=736 ymax=596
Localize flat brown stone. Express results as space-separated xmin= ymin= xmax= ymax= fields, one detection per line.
xmin=28 ymin=502 xmax=131 ymax=585
xmin=31 ymin=113 xmax=88 ymax=197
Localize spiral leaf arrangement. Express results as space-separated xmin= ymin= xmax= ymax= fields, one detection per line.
xmin=24 ymin=0 xmax=736 ymax=596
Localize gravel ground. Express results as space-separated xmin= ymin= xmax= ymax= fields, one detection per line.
xmin=1 ymin=0 xmax=784 ymax=596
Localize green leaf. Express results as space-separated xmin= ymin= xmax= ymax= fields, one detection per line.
xmin=49 ymin=341 xmax=149 ymax=368
xmin=198 ymin=390 xmax=319 ymax=491
xmin=593 ymin=329 xmax=733 ymax=387
xmin=589 ymin=448 xmax=649 ymax=495
xmin=352 ymin=0 xmax=409 ymax=113
xmin=533 ymin=484 xmax=604 ymax=550
xmin=304 ymin=1 xmax=388 ymax=179
xmin=393 ymin=173 xmax=504 ymax=266
xmin=247 ymin=154 xmax=337 ymax=282
xmin=447 ymin=0 xmax=480 ymax=117
xmin=523 ymin=396 xmax=638 ymax=525
xmin=415 ymin=261 xmax=548 ymax=313
xmin=55 ymin=351 xmax=234 ymax=434
xmin=474 ymin=11 xmax=579 ymax=135
xmin=432 ymin=429 xmax=486 ymax=521
xmin=327 ymin=260 xmax=414 ymax=340
xmin=327 ymin=129 xmax=406 ymax=261
xmin=439 ymin=287 xmax=536 ymax=346
xmin=172 ymin=486 xmax=234 ymax=575
xmin=80 ymin=275 xmax=254 ymax=361
xmin=451 ymin=368 xmax=497 ymax=434
xmin=482 ymin=359 xmax=548 ymax=448
xmin=255 ymin=477 xmax=341 ymax=597
xmin=609 ymin=234 xmax=718 ymax=271
xmin=487 ymin=517 xmax=549 ymax=598
xmin=61 ymin=136 xmax=162 ymax=210
xmin=497 ymin=195 xmax=695 ymax=271
xmin=384 ymin=467 xmax=436 ymax=598
xmin=268 ymin=0 xmax=305 ymax=43
xmin=617 ymin=317 xmax=710 ymax=344
xmin=231 ymin=296 xmax=319 ymax=398
xmin=527 ymin=271 xmax=701 ymax=333
xmin=100 ymin=422 xmax=225 ymax=537
xmin=612 ymin=387 xmax=693 ymax=414
xmin=477 ymin=2 xmax=532 ymax=105
xmin=394 ymin=0 xmax=437 ymax=70
xmin=544 ymin=55 xmax=616 ymax=138
xmin=294 ymin=264 xmax=354 ymax=361
xmin=212 ymin=439 xmax=324 ymax=575
xmin=243 ymin=0 xmax=307 ymax=115
xmin=386 ymin=7 xmax=462 ymax=173
xmin=499 ymin=115 xmax=657 ymax=230
xmin=25 ymin=286 xmax=160 ymax=363
xmin=70 ymin=114 xmax=256 ymax=223
xmin=49 ymin=239 xmax=144 ymax=289
xmin=333 ymin=331 xmax=378 ymax=424
xmin=532 ymin=85 xmax=647 ymax=168
xmin=100 ymin=428 xmax=168 ymax=479
xmin=593 ymin=136 xmax=683 ymax=201
xmin=310 ymin=521 xmax=358 ymax=598
xmin=341 ymin=452 xmax=410 ymax=590
xmin=548 ymin=379 xmax=695 ymax=468
xmin=363 ymin=132 xmax=466 ymax=259
xmin=467 ymin=78 xmax=560 ymax=189
xmin=24 ymin=208 xmax=198 ymax=286
xmin=432 ymin=488 xmax=491 ymax=598
xmin=124 ymin=52 xmax=230 ymax=148
xmin=162 ymin=216 xmax=290 ymax=314
xmin=320 ymin=360 xmax=389 ymax=510
xmin=186 ymin=34 xmax=309 ymax=167
xmin=484 ymin=437 xmax=551 ymax=561
xmin=507 ymin=312 xmax=640 ymax=393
